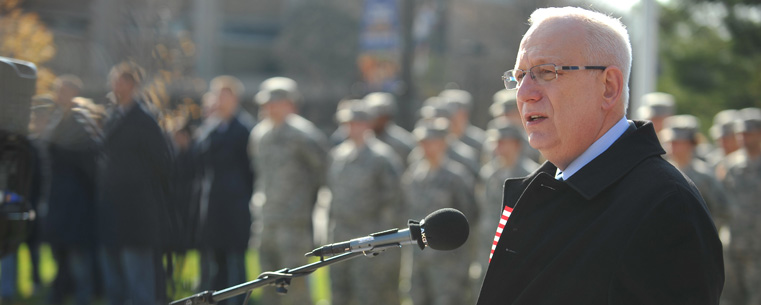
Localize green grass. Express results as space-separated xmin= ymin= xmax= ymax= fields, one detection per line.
xmin=2 ymin=244 xmax=332 ymax=305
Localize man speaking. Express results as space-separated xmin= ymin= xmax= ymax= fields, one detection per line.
xmin=477 ymin=7 xmax=724 ymax=305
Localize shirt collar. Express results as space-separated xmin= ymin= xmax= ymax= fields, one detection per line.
xmin=555 ymin=117 xmax=629 ymax=180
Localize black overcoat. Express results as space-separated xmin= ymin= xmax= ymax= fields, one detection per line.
xmin=477 ymin=121 xmax=724 ymax=305
xmin=97 ymin=102 xmax=171 ymax=249
xmin=198 ymin=116 xmax=254 ymax=251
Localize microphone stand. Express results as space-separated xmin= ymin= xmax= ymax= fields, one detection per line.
xmin=170 ymin=251 xmax=368 ymax=305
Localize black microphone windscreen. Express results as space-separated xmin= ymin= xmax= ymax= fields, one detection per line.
xmin=422 ymin=208 xmax=469 ymax=251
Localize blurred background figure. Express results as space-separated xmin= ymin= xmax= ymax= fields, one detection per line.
xmin=486 ymin=89 xmax=541 ymax=164
xmin=722 ymin=107 xmax=761 ymax=305
xmin=402 ymin=118 xmax=477 ymax=305
xmin=659 ymin=115 xmax=729 ymax=227
xmin=41 ymin=75 xmax=102 ymax=305
xmin=409 ymin=97 xmax=480 ymax=177
xmin=474 ymin=117 xmax=538 ymax=291
xmin=97 ymin=62 xmax=171 ymax=305
xmin=365 ymin=92 xmax=417 ymax=166
xmin=327 ymin=100 xmax=404 ymax=305
xmin=196 ymin=76 xmax=255 ymax=305
xmin=709 ymin=109 xmax=741 ymax=181
xmin=439 ymin=89 xmax=486 ymax=158
xmin=249 ymin=76 xmax=328 ymax=305
xmin=489 ymin=89 xmax=521 ymax=126
xmin=165 ymin=118 xmax=202 ymax=288
xmin=27 ymin=95 xmax=55 ymax=294
xmin=636 ymin=92 xmax=675 ymax=135
xmin=660 ymin=113 xmax=736 ymax=305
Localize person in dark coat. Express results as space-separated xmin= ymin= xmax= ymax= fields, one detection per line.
xmin=196 ymin=76 xmax=255 ymax=305
xmin=477 ymin=7 xmax=724 ymax=305
xmin=43 ymin=76 xmax=102 ymax=305
xmin=97 ymin=62 xmax=171 ymax=305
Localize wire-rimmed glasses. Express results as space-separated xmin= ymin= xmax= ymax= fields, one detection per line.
xmin=502 ymin=64 xmax=607 ymax=90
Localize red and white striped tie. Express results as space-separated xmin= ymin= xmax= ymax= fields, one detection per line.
xmin=489 ymin=206 xmax=513 ymax=263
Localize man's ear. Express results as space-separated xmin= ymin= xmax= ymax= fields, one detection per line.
xmin=601 ymin=66 xmax=623 ymax=110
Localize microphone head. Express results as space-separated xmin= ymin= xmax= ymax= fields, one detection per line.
xmin=421 ymin=208 xmax=469 ymax=251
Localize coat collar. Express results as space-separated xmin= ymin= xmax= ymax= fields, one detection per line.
xmin=561 ymin=120 xmax=665 ymax=200
xmin=503 ymin=120 xmax=665 ymax=206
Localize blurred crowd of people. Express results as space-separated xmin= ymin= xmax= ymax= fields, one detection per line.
xmin=0 ymin=59 xmax=759 ymax=305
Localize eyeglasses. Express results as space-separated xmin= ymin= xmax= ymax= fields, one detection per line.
xmin=502 ymin=64 xmax=607 ymax=90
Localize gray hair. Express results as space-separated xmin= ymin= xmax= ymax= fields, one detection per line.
xmin=528 ymin=7 xmax=632 ymax=113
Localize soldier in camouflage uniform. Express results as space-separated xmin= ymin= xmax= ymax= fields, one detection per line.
xmin=486 ymin=89 xmax=541 ymax=165
xmin=365 ymin=92 xmax=417 ymax=166
xmin=488 ymin=89 xmax=521 ymax=126
xmin=248 ymin=77 xmax=329 ymax=305
xmin=402 ymin=118 xmax=478 ymax=305
xmin=408 ymin=97 xmax=480 ymax=177
xmin=708 ymin=109 xmax=741 ymax=182
xmin=474 ymin=118 xmax=539 ymax=290
xmin=660 ymin=115 xmax=730 ymax=226
xmin=439 ymin=89 xmax=486 ymax=158
xmin=327 ymin=101 xmax=404 ymax=305
xmin=723 ymin=108 xmax=761 ymax=305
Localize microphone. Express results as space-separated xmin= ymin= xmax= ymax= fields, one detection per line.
xmin=305 ymin=208 xmax=469 ymax=257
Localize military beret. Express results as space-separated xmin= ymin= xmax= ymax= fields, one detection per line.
xmin=413 ymin=117 xmax=450 ymax=141
xmin=439 ymin=89 xmax=473 ymax=112
xmin=419 ymin=96 xmax=451 ymax=119
xmin=336 ymin=100 xmax=374 ymax=123
xmin=255 ymin=77 xmax=300 ymax=105
xmin=490 ymin=89 xmax=518 ymax=118
xmin=710 ymin=109 xmax=739 ymax=140
xmin=364 ymin=92 xmax=397 ymax=117
xmin=661 ymin=114 xmax=699 ymax=142
xmin=486 ymin=117 xmax=524 ymax=141
xmin=735 ymin=107 xmax=761 ymax=133
xmin=637 ymin=92 xmax=676 ymax=119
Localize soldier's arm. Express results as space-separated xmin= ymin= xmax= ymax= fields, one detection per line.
xmin=377 ymin=154 xmax=404 ymax=226
xmin=300 ymin=129 xmax=330 ymax=187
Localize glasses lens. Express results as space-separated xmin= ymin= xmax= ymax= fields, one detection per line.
xmin=532 ymin=64 xmax=558 ymax=82
xmin=504 ymin=70 xmax=519 ymax=90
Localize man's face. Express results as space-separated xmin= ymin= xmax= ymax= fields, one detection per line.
xmin=262 ymin=99 xmax=294 ymax=121
xmin=495 ymin=138 xmax=521 ymax=159
xmin=515 ymin=19 xmax=609 ymax=168
xmin=347 ymin=121 xmax=370 ymax=141
xmin=740 ymin=130 xmax=761 ymax=151
xmin=421 ymin=138 xmax=447 ymax=161
xmin=110 ymin=74 xmax=134 ymax=103
xmin=215 ymin=88 xmax=239 ymax=119
xmin=665 ymin=140 xmax=693 ymax=162
xmin=719 ymin=134 xmax=739 ymax=155
xmin=55 ymin=85 xmax=78 ymax=107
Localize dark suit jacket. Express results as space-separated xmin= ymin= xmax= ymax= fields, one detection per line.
xmin=477 ymin=120 xmax=724 ymax=305
xmin=98 ymin=102 xmax=171 ymax=249
xmin=198 ymin=116 xmax=254 ymax=251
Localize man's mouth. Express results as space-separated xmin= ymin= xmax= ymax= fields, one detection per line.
xmin=527 ymin=115 xmax=547 ymax=122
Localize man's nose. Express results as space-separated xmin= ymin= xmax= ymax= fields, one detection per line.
xmin=516 ymin=75 xmax=542 ymax=104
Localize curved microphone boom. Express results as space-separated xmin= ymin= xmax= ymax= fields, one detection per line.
xmin=305 ymin=208 xmax=469 ymax=257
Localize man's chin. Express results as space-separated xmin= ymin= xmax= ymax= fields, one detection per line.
xmin=527 ymin=134 xmax=556 ymax=151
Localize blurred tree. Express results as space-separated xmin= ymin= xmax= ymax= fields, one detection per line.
xmin=91 ymin=0 xmax=202 ymax=129
xmin=656 ymin=0 xmax=761 ymax=132
xmin=0 ymin=0 xmax=57 ymax=94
